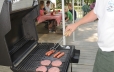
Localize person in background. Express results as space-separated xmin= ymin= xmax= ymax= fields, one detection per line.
xmin=90 ymin=1 xmax=96 ymax=10
xmin=45 ymin=1 xmax=56 ymax=12
xmin=82 ymin=3 xmax=90 ymax=16
xmin=37 ymin=3 xmax=45 ymax=21
xmin=45 ymin=1 xmax=57 ymax=32
xmin=39 ymin=1 xmax=47 ymax=14
xmin=45 ymin=1 xmax=51 ymax=13
xmin=37 ymin=3 xmax=56 ymax=33
xmin=65 ymin=6 xmax=73 ymax=24
xmin=39 ymin=1 xmax=45 ymax=9
xmin=68 ymin=3 xmax=77 ymax=21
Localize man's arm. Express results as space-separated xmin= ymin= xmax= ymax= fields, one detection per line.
xmin=65 ymin=10 xmax=98 ymax=36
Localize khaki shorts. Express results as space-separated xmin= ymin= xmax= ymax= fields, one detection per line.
xmin=93 ymin=48 xmax=114 ymax=72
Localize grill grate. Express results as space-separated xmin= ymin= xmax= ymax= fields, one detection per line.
xmin=13 ymin=43 xmax=72 ymax=72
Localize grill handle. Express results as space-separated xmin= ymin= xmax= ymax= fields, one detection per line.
xmin=71 ymin=49 xmax=80 ymax=63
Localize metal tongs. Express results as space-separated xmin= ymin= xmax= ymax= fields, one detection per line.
xmin=50 ymin=38 xmax=63 ymax=50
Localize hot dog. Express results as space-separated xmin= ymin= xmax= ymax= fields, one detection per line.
xmin=47 ymin=51 xmax=54 ymax=56
xmin=56 ymin=52 xmax=65 ymax=58
xmin=53 ymin=52 xmax=61 ymax=58
xmin=47 ymin=50 xmax=55 ymax=56
xmin=45 ymin=50 xmax=52 ymax=56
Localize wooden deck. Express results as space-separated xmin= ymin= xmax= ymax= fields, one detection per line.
xmin=67 ymin=21 xmax=98 ymax=72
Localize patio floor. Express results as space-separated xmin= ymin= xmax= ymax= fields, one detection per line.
xmin=67 ymin=21 xmax=98 ymax=72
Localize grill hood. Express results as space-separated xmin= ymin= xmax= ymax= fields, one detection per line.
xmin=0 ymin=0 xmax=39 ymax=66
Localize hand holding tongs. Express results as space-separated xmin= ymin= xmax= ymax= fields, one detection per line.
xmin=64 ymin=30 xmax=72 ymax=37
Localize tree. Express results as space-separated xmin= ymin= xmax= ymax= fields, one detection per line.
xmin=84 ymin=0 xmax=96 ymax=5
xmin=56 ymin=0 xmax=96 ymax=8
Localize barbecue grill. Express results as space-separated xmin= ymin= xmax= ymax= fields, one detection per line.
xmin=0 ymin=0 xmax=80 ymax=72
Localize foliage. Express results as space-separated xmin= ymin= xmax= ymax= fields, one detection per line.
xmin=84 ymin=0 xmax=96 ymax=5
xmin=56 ymin=0 xmax=96 ymax=8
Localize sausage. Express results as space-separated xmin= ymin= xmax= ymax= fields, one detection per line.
xmin=56 ymin=52 xmax=65 ymax=58
xmin=53 ymin=52 xmax=61 ymax=58
xmin=45 ymin=50 xmax=52 ymax=56
xmin=45 ymin=51 xmax=51 ymax=55
xmin=45 ymin=50 xmax=55 ymax=56
xmin=45 ymin=50 xmax=55 ymax=55
xmin=47 ymin=50 xmax=55 ymax=56
xmin=47 ymin=51 xmax=54 ymax=56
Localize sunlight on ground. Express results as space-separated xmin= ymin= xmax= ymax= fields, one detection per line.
xmin=38 ymin=34 xmax=62 ymax=43
xmin=78 ymin=27 xmax=84 ymax=31
xmin=85 ymin=33 xmax=98 ymax=42
xmin=78 ymin=27 xmax=94 ymax=31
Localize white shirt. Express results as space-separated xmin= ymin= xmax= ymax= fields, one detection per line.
xmin=94 ymin=0 xmax=114 ymax=51
xmin=45 ymin=5 xmax=50 ymax=13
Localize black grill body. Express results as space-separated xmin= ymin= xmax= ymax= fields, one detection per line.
xmin=11 ymin=43 xmax=75 ymax=72
xmin=0 ymin=0 xmax=80 ymax=72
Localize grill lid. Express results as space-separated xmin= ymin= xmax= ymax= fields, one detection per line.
xmin=0 ymin=0 xmax=39 ymax=66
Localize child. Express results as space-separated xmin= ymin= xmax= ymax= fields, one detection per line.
xmin=90 ymin=2 xmax=95 ymax=10
xmin=39 ymin=1 xmax=47 ymax=14
xmin=37 ymin=3 xmax=56 ymax=33
xmin=64 ymin=6 xmax=73 ymax=24
xmin=45 ymin=1 xmax=51 ymax=13
xmin=68 ymin=3 xmax=77 ymax=21
xmin=37 ymin=3 xmax=45 ymax=21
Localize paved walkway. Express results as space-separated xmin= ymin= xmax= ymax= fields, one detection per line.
xmin=0 ymin=21 xmax=98 ymax=72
